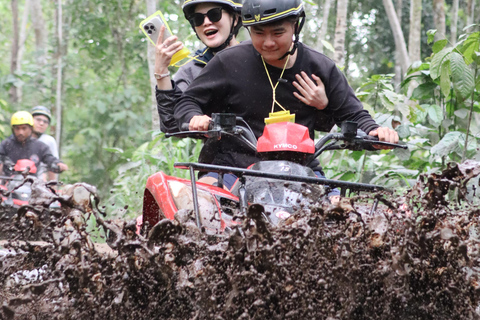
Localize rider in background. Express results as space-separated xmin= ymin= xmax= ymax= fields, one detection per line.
xmin=155 ymin=0 xmax=243 ymax=133
xmin=31 ymin=106 xmax=59 ymax=180
xmin=0 ymin=111 xmax=68 ymax=177
xmin=174 ymin=0 xmax=399 ymax=189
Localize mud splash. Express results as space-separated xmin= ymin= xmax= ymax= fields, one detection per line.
xmin=1 ymin=161 xmax=480 ymax=319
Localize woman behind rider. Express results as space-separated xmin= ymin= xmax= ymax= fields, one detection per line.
xmin=154 ymin=0 xmax=243 ymax=133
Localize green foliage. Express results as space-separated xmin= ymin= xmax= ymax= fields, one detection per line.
xmin=0 ymin=98 xmax=11 ymax=141
xmin=403 ymin=28 xmax=480 ymax=165
xmin=356 ymin=74 xmax=412 ymax=119
xmin=106 ymin=133 xmax=202 ymax=218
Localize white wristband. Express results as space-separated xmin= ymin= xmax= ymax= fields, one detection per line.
xmin=154 ymin=72 xmax=170 ymax=80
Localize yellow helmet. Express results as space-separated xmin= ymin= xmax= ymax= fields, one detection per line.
xmin=11 ymin=111 xmax=34 ymax=127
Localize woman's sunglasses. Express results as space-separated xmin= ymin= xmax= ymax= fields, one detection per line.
xmin=190 ymin=7 xmax=224 ymax=27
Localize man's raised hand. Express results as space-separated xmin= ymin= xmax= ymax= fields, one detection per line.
xmin=293 ymin=71 xmax=328 ymax=110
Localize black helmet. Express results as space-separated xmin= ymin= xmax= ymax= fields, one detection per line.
xmin=242 ymin=0 xmax=305 ymax=59
xmin=241 ymin=0 xmax=304 ymax=27
xmin=182 ymin=0 xmax=243 ymax=52
xmin=31 ymin=105 xmax=52 ymax=122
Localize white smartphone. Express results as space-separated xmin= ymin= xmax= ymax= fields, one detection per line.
xmin=139 ymin=11 xmax=191 ymax=65
xmin=139 ymin=11 xmax=173 ymax=45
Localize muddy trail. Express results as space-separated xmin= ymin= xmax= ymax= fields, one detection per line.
xmin=1 ymin=161 xmax=480 ymax=320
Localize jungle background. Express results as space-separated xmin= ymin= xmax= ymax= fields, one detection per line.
xmin=1 ymin=0 xmax=479 ymax=217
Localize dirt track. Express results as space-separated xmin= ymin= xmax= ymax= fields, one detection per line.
xmin=0 ymin=240 xmax=114 ymax=254
xmin=1 ymin=161 xmax=480 ymax=319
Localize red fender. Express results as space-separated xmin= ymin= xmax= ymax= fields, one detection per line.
xmin=142 ymin=172 xmax=239 ymax=234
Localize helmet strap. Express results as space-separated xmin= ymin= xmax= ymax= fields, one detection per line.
xmin=278 ymin=13 xmax=306 ymax=61
xmin=33 ymin=130 xmax=43 ymax=137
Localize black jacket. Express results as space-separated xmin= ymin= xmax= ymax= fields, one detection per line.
xmin=174 ymin=41 xmax=380 ymax=169
xmin=156 ymin=47 xmax=213 ymax=133
xmin=0 ymin=135 xmax=60 ymax=172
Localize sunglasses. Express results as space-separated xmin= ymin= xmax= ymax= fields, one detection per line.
xmin=34 ymin=118 xmax=50 ymax=125
xmin=190 ymin=7 xmax=224 ymax=27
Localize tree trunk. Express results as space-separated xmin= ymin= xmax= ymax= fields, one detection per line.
xmin=146 ymin=0 xmax=160 ymax=131
xmin=30 ymin=0 xmax=48 ymax=65
xmin=55 ymin=0 xmax=63 ymax=152
xmin=432 ymin=0 xmax=446 ymax=41
xmin=383 ymin=0 xmax=410 ymax=72
xmin=10 ymin=0 xmax=19 ymax=103
xmin=408 ymin=0 xmax=422 ymax=63
xmin=16 ymin=0 xmax=31 ymax=102
xmin=318 ymin=0 xmax=332 ymax=53
xmin=394 ymin=0 xmax=403 ymax=90
xmin=333 ymin=0 xmax=348 ymax=66
xmin=450 ymin=0 xmax=459 ymax=45
xmin=467 ymin=0 xmax=475 ymax=26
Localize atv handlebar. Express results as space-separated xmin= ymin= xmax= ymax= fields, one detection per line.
xmin=168 ymin=114 xmax=258 ymax=153
xmin=168 ymin=114 xmax=407 ymax=159
xmin=312 ymin=125 xmax=407 ymax=160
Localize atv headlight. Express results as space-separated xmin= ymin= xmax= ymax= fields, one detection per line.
xmin=168 ymin=180 xmax=221 ymax=234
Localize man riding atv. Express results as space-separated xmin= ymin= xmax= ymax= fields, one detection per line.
xmin=31 ymin=106 xmax=60 ymax=181
xmin=0 ymin=111 xmax=68 ymax=178
xmin=173 ymin=0 xmax=399 ymax=189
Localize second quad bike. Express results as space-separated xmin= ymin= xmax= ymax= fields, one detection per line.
xmin=0 ymin=158 xmax=62 ymax=217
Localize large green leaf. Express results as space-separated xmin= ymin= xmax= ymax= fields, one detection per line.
xmin=393 ymin=146 xmax=411 ymax=161
xmin=430 ymin=47 xmax=453 ymax=80
xmin=439 ymin=60 xmax=451 ymax=97
xmin=432 ymin=39 xmax=448 ymax=53
xmin=454 ymin=109 xmax=469 ymax=119
xmin=426 ymin=104 xmax=443 ymax=127
xmin=396 ymin=124 xmax=411 ymax=139
xmin=411 ymin=82 xmax=438 ymax=100
xmin=430 ymin=131 xmax=463 ymax=157
xmin=460 ymin=32 xmax=480 ymax=65
xmin=450 ymin=52 xmax=475 ymax=100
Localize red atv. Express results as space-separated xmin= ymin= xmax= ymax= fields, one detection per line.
xmin=0 ymin=159 xmax=62 ymax=215
xmin=141 ymin=113 xmax=406 ymax=236
xmin=0 ymin=159 xmax=39 ymax=208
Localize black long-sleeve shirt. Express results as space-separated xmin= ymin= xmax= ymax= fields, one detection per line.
xmin=156 ymin=48 xmax=212 ymax=133
xmin=174 ymin=40 xmax=379 ymax=169
xmin=0 ymin=135 xmax=60 ymax=172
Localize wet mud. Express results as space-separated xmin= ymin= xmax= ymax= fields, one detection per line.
xmin=1 ymin=161 xmax=480 ymax=319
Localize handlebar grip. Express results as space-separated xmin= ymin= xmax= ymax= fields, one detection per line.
xmin=363 ymin=135 xmax=379 ymax=142
xmin=179 ymin=121 xmax=213 ymax=132
xmin=361 ymin=135 xmax=379 ymax=151
xmin=361 ymin=135 xmax=408 ymax=150
xmin=48 ymin=163 xmax=62 ymax=174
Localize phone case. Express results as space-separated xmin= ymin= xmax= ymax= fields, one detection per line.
xmin=139 ymin=11 xmax=172 ymax=45
xmin=139 ymin=11 xmax=190 ymax=65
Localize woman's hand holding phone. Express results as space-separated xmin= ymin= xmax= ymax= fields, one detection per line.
xmin=141 ymin=10 xmax=190 ymax=70
xmin=154 ymin=26 xmax=185 ymax=81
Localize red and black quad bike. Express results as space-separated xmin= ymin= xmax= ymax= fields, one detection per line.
xmin=0 ymin=158 xmax=62 ymax=219
xmin=141 ymin=113 xmax=407 ymax=237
